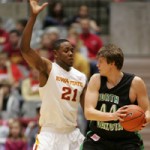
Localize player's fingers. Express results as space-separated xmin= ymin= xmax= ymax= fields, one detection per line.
xmin=119 ymin=113 xmax=127 ymax=118
xmin=117 ymin=114 xmax=126 ymax=121
xmin=139 ymin=122 xmax=147 ymax=130
xmin=119 ymin=105 xmax=128 ymax=110
xmin=118 ymin=116 xmax=124 ymax=122
xmin=142 ymin=122 xmax=148 ymax=127
xmin=40 ymin=2 xmax=48 ymax=11
xmin=118 ymin=109 xmax=128 ymax=114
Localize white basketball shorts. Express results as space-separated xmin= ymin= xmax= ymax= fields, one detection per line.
xmin=33 ymin=128 xmax=85 ymax=150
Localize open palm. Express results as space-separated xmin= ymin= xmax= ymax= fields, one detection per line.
xmin=30 ymin=0 xmax=48 ymax=15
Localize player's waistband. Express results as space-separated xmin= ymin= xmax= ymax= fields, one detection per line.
xmin=40 ymin=126 xmax=76 ymax=134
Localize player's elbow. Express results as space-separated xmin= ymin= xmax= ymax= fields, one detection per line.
xmin=20 ymin=43 xmax=28 ymax=53
xmin=20 ymin=39 xmax=30 ymax=53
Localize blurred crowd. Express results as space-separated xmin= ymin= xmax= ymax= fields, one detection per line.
xmin=0 ymin=1 xmax=104 ymax=150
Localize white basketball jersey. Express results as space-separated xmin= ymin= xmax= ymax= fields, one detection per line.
xmin=39 ymin=63 xmax=86 ymax=130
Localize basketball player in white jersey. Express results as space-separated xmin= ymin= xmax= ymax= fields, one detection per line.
xmin=20 ymin=0 xmax=87 ymax=150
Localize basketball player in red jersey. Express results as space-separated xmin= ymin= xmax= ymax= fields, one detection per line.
xmin=81 ymin=44 xmax=150 ymax=150
xmin=20 ymin=0 xmax=87 ymax=150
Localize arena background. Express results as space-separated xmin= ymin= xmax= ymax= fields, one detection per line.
xmin=0 ymin=0 xmax=150 ymax=149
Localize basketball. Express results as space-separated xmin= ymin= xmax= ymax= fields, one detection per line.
xmin=120 ymin=105 xmax=146 ymax=132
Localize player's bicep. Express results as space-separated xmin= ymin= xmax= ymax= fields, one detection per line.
xmin=134 ymin=77 xmax=150 ymax=111
xmin=85 ymin=74 xmax=100 ymax=110
xmin=21 ymin=48 xmax=50 ymax=71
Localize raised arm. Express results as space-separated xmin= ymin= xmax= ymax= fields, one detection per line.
xmin=84 ymin=74 xmax=127 ymax=122
xmin=20 ymin=0 xmax=50 ymax=73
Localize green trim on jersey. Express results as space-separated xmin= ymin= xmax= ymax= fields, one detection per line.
xmin=135 ymin=132 xmax=144 ymax=150
xmin=80 ymin=130 xmax=92 ymax=150
xmin=80 ymin=143 xmax=83 ymax=150
xmin=86 ymin=130 xmax=92 ymax=136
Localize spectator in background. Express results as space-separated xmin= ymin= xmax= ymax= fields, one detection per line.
xmin=16 ymin=19 xmax=28 ymax=35
xmin=3 ymin=29 xmax=29 ymax=77
xmin=0 ymin=52 xmax=14 ymax=85
xmin=68 ymin=25 xmax=88 ymax=58
xmin=66 ymin=5 xmax=101 ymax=34
xmin=79 ymin=18 xmax=103 ymax=76
xmin=5 ymin=119 xmax=27 ymax=150
xmin=25 ymin=103 xmax=40 ymax=149
xmin=3 ymin=29 xmax=23 ymax=64
xmin=21 ymin=68 xmax=40 ymax=102
xmin=0 ymin=81 xmax=11 ymax=119
xmin=0 ymin=51 xmax=24 ymax=89
xmin=0 ymin=52 xmax=23 ymax=119
xmin=67 ymin=27 xmax=90 ymax=78
xmin=43 ymin=1 xmax=66 ymax=28
xmin=21 ymin=68 xmax=41 ymax=119
xmin=0 ymin=119 xmax=9 ymax=149
xmin=0 ymin=17 xmax=9 ymax=51
xmin=37 ymin=27 xmax=59 ymax=61
xmin=0 ymin=80 xmax=22 ymax=120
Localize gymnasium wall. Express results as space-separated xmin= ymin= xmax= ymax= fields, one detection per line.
xmin=110 ymin=2 xmax=150 ymax=56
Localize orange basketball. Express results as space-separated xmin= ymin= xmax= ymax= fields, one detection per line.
xmin=120 ymin=105 xmax=146 ymax=132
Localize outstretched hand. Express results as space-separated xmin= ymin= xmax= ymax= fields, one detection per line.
xmin=30 ymin=0 xmax=48 ymax=16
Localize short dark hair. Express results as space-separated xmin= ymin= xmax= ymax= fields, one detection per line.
xmin=9 ymin=29 xmax=21 ymax=36
xmin=53 ymin=39 xmax=69 ymax=50
xmin=97 ymin=44 xmax=124 ymax=70
xmin=17 ymin=19 xmax=27 ymax=27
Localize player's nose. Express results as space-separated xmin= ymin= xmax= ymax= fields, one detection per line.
xmin=68 ymin=50 xmax=73 ymax=56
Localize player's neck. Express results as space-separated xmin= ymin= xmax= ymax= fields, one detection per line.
xmin=106 ymin=71 xmax=123 ymax=88
xmin=56 ymin=61 xmax=71 ymax=71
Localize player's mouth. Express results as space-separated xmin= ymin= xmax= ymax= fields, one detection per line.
xmin=68 ymin=58 xmax=74 ymax=62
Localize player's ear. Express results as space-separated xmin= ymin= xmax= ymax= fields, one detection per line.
xmin=110 ymin=61 xmax=115 ymax=66
xmin=53 ymin=50 xmax=58 ymax=58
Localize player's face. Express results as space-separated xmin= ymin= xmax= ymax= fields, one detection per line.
xmin=55 ymin=42 xmax=74 ymax=68
xmin=97 ymin=57 xmax=112 ymax=76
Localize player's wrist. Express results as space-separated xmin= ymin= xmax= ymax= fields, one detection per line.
xmin=108 ymin=113 xmax=116 ymax=121
xmin=30 ymin=13 xmax=38 ymax=19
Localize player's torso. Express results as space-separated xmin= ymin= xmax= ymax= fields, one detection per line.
xmin=90 ymin=73 xmax=139 ymax=140
xmin=39 ymin=63 xmax=86 ymax=128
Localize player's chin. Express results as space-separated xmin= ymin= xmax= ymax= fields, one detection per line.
xmin=67 ymin=60 xmax=74 ymax=66
xmin=68 ymin=63 xmax=73 ymax=67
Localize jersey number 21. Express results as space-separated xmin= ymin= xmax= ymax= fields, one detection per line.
xmin=61 ymin=87 xmax=78 ymax=102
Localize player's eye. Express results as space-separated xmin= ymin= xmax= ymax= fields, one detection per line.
xmin=70 ymin=47 xmax=74 ymax=52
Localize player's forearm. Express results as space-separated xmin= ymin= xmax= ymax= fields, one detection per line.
xmin=20 ymin=15 xmax=37 ymax=53
xmin=85 ymin=108 xmax=114 ymax=121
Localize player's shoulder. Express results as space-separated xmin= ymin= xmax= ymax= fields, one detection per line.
xmin=90 ymin=73 xmax=100 ymax=80
xmin=132 ymin=75 xmax=145 ymax=87
xmin=133 ymin=75 xmax=144 ymax=82
xmin=71 ymin=67 xmax=87 ymax=82
xmin=88 ymin=73 xmax=100 ymax=90
xmin=71 ymin=67 xmax=86 ymax=77
xmin=89 ymin=73 xmax=100 ymax=84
